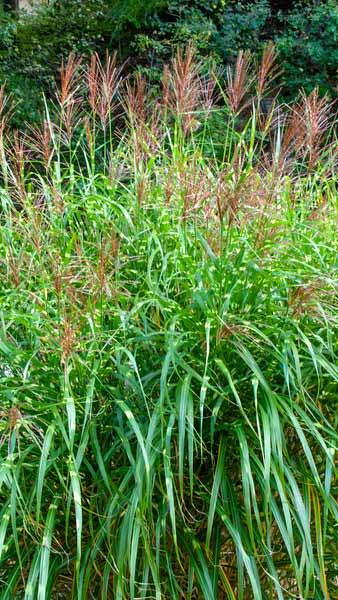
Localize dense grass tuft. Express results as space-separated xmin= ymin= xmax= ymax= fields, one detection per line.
xmin=0 ymin=48 xmax=337 ymax=599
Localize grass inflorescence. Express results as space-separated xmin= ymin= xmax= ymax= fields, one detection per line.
xmin=0 ymin=46 xmax=337 ymax=599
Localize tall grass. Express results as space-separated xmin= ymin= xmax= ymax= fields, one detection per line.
xmin=0 ymin=47 xmax=337 ymax=599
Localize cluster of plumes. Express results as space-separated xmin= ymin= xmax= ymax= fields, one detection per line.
xmin=0 ymin=44 xmax=336 ymax=215
xmin=214 ymin=167 xmax=271 ymax=227
xmin=224 ymin=43 xmax=281 ymax=119
xmin=124 ymin=73 xmax=162 ymax=165
xmin=87 ymin=51 xmax=122 ymax=131
xmin=288 ymin=279 xmax=336 ymax=321
xmin=123 ymin=45 xmax=216 ymax=168
xmin=162 ymin=45 xmax=216 ymax=135
xmin=50 ymin=231 xmax=120 ymax=299
xmin=1 ymin=215 xmax=121 ymax=366
xmin=161 ymin=155 xmax=273 ymax=227
xmin=55 ymin=232 xmax=120 ymax=363
xmin=276 ymin=89 xmax=336 ymax=171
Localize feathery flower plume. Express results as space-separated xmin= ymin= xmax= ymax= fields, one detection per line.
xmin=256 ymin=42 xmax=281 ymax=101
xmin=300 ymin=88 xmax=333 ymax=169
xmin=56 ymin=53 xmax=82 ymax=140
xmin=162 ymin=44 xmax=214 ymax=135
xmin=275 ymin=89 xmax=334 ymax=172
xmin=124 ymin=73 xmax=161 ymax=162
xmin=26 ymin=120 xmax=55 ymax=171
xmin=87 ymin=51 xmax=122 ymax=130
xmin=225 ymin=50 xmax=252 ymax=115
xmin=0 ymin=85 xmax=13 ymax=185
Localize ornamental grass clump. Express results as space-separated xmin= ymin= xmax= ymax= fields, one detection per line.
xmin=0 ymin=46 xmax=337 ymax=599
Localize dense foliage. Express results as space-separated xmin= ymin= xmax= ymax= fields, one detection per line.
xmin=0 ymin=0 xmax=337 ymax=126
xmin=0 ymin=47 xmax=337 ymax=598
xmin=0 ymin=0 xmax=164 ymax=125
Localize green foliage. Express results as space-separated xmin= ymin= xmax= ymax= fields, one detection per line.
xmin=133 ymin=0 xmax=338 ymax=98
xmin=0 ymin=0 xmax=165 ymax=125
xmin=214 ymin=0 xmax=271 ymax=59
xmin=0 ymin=57 xmax=337 ymax=596
xmin=0 ymin=1 xmax=106 ymax=124
xmin=276 ymin=0 xmax=338 ymax=98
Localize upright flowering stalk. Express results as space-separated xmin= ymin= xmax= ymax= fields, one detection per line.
xmin=26 ymin=120 xmax=55 ymax=174
xmin=87 ymin=51 xmax=122 ymax=130
xmin=86 ymin=51 xmax=122 ymax=171
xmin=0 ymin=85 xmax=12 ymax=188
xmin=56 ymin=53 xmax=83 ymax=143
xmin=225 ymin=50 xmax=252 ymax=116
xmin=162 ymin=44 xmax=215 ymax=136
xmin=256 ymin=43 xmax=281 ymax=131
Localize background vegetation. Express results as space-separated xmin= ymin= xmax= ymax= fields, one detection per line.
xmin=0 ymin=0 xmax=337 ymax=126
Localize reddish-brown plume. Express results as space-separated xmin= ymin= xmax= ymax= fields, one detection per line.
xmin=26 ymin=120 xmax=55 ymax=171
xmin=56 ymin=53 xmax=82 ymax=139
xmin=60 ymin=318 xmax=76 ymax=364
xmin=94 ymin=233 xmax=120 ymax=296
xmin=178 ymin=160 xmax=213 ymax=219
xmin=6 ymin=130 xmax=30 ymax=202
xmin=125 ymin=73 xmax=148 ymax=125
xmin=86 ymin=51 xmax=122 ymax=130
xmin=87 ymin=53 xmax=100 ymax=114
xmin=256 ymin=42 xmax=281 ymax=100
xmin=225 ymin=50 xmax=252 ymax=115
xmin=288 ymin=280 xmax=332 ymax=318
xmin=300 ymin=89 xmax=333 ymax=169
xmin=124 ymin=73 xmax=162 ymax=162
xmin=277 ymin=89 xmax=333 ymax=171
xmin=58 ymin=53 xmax=82 ymax=108
xmin=0 ymin=85 xmax=12 ymax=176
xmin=162 ymin=44 xmax=214 ymax=134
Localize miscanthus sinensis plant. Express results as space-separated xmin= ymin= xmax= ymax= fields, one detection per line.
xmin=0 ymin=46 xmax=337 ymax=599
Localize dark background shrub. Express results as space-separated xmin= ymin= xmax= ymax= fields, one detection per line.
xmin=0 ymin=0 xmax=336 ymax=127
xmin=276 ymin=0 xmax=338 ymax=97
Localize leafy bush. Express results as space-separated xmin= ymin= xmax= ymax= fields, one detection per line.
xmin=0 ymin=0 xmax=164 ymax=125
xmin=0 ymin=1 xmax=104 ymax=124
xmin=141 ymin=0 xmax=338 ymax=101
xmin=276 ymin=0 xmax=338 ymax=98
xmin=214 ymin=0 xmax=271 ymax=60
